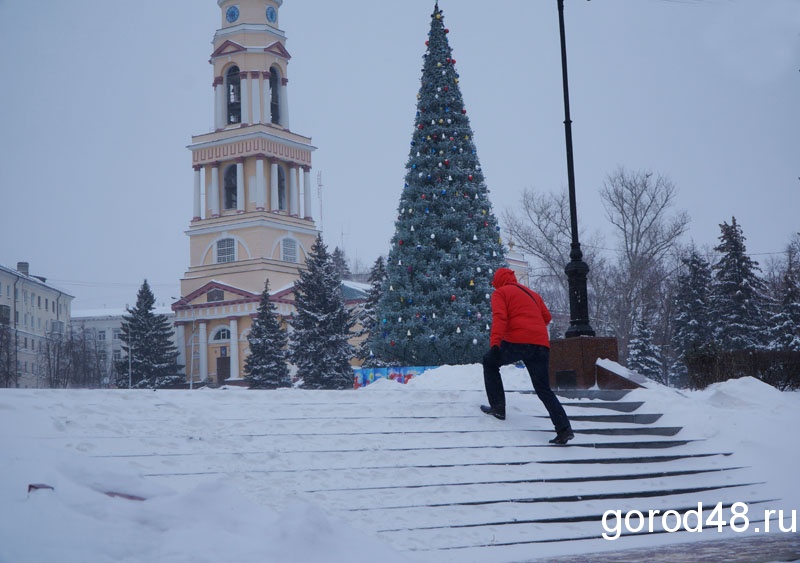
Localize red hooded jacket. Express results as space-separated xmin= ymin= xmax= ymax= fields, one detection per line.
xmin=489 ymin=268 xmax=552 ymax=348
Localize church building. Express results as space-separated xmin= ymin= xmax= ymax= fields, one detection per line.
xmin=172 ymin=0 xmax=319 ymax=385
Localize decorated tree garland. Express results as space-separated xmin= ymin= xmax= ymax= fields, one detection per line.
xmin=369 ymin=3 xmax=506 ymax=366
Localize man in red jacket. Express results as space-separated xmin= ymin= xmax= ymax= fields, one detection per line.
xmin=480 ymin=267 xmax=574 ymax=445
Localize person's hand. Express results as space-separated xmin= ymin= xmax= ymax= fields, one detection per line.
xmin=490 ymin=346 xmax=501 ymax=363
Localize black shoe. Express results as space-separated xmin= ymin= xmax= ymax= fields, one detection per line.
xmin=549 ymin=428 xmax=574 ymax=445
xmin=480 ymin=405 xmax=505 ymax=420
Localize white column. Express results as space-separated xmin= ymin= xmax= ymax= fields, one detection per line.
xmin=240 ymin=71 xmax=251 ymax=125
xmin=175 ymin=324 xmax=186 ymax=375
xmin=236 ymin=159 xmax=245 ymax=213
xmin=302 ymin=166 xmax=313 ymax=220
xmin=228 ymin=318 xmax=239 ymax=380
xmin=193 ymin=166 xmax=202 ymax=221
xmin=252 ymin=74 xmax=262 ymax=124
xmin=289 ymin=165 xmax=298 ymax=216
xmin=280 ymin=78 xmax=290 ymax=129
xmin=198 ymin=321 xmax=208 ymax=383
xmin=256 ymin=158 xmax=266 ymax=210
xmin=210 ymin=165 xmax=220 ymax=217
xmin=214 ymin=77 xmax=224 ymax=130
xmin=270 ymin=161 xmax=279 ymax=211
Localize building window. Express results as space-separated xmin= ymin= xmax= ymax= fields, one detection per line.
xmin=216 ymin=238 xmax=235 ymax=263
xmin=113 ymin=350 xmax=122 ymax=362
xmin=278 ymin=166 xmax=287 ymax=211
xmin=113 ymin=328 xmax=121 ymax=341
xmin=269 ymin=67 xmax=281 ymax=125
xmin=282 ymin=238 xmax=297 ymax=263
xmin=207 ymin=288 xmax=224 ymax=302
xmin=98 ymin=330 xmax=106 ymax=341
xmin=226 ymin=66 xmax=241 ymax=124
xmin=213 ymin=327 xmax=231 ymax=341
xmin=223 ymin=165 xmax=237 ymax=210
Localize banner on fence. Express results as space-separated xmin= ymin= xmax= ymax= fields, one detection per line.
xmin=353 ymin=366 xmax=438 ymax=389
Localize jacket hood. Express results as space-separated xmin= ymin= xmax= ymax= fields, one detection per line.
xmin=492 ymin=267 xmax=517 ymax=289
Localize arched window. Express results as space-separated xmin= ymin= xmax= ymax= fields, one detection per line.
xmin=277 ymin=166 xmax=286 ymax=211
xmin=269 ymin=67 xmax=280 ymax=125
xmin=216 ymin=238 xmax=235 ymax=263
xmin=213 ymin=327 xmax=231 ymax=341
xmin=223 ymin=165 xmax=237 ymax=210
xmin=226 ymin=66 xmax=241 ymax=124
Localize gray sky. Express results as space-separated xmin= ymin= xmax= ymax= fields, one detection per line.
xmin=1 ymin=0 xmax=798 ymax=310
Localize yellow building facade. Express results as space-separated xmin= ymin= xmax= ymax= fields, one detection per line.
xmin=173 ymin=0 xmax=318 ymax=385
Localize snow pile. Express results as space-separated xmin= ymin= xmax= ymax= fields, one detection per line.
xmin=1 ymin=370 xmax=798 ymax=562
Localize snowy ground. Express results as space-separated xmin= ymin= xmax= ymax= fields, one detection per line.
xmin=1 ymin=365 xmax=798 ymax=562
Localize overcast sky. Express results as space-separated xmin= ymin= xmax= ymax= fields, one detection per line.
xmin=1 ymin=0 xmax=798 ymax=310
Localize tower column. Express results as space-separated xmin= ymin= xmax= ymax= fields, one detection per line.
xmin=236 ymin=158 xmax=245 ymax=213
xmin=270 ymin=160 xmax=279 ymax=211
xmin=255 ymin=156 xmax=266 ymax=210
xmin=198 ymin=321 xmax=208 ymax=382
xmin=289 ymin=165 xmax=298 ymax=216
xmin=213 ymin=76 xmax=224 ymax=130
xmin=280 ymin=77 xmax=290 ymax=129
xmin=210 ymin=164 xmax=220 ymax=217
xmin=302 ymin=166 xmax=313 ymax=220
xmin=193 ymin=165 xmax=202 ymax=221
xmin=228 ymin=317 xmax=239 ymax=380
xmin=240 ymin=71 xmax=251 ymax=125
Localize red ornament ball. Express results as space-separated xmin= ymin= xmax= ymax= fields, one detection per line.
xmin=468 ymin=175 xmax=474 ymax=181
xmin=450 ymin=295 xmax=456 ymax=301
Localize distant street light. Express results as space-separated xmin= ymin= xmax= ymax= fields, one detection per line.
xmin=557 ymin=0 xmax=595 ymax=337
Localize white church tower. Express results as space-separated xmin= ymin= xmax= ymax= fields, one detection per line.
xmin=173 ymin=0 xmax=318 ymax=385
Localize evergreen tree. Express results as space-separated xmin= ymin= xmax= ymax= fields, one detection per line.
xmin=768 ymin=242 xmax=800 ymax=351
xmin=115 ymin=280 xmax=182 ymax=389
xmin=627 ymin=314 xmax=663 ymax=383
xmin=289 ymin=234 xmax=355 ymax=389
xmin=710 ymin=217 xmax=770 ymax=351
xmin=672 ymin=248 xmax=714 ymax=363
xmin=332 ymin=247 xmax=351 ymax=281
xmin=358 ymin=256 xmax=389 ymax=367
xmin=374 ymin=3 xmax=505 ymax=366
xmin=245 ymin=279 xmax=291 ymax=388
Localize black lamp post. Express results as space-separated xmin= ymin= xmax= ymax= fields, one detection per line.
xmin=557 ymin=0 xmax=595 ymax=337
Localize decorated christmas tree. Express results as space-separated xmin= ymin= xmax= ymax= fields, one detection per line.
xmin=371 ymin=3 xmax=506 ymax=366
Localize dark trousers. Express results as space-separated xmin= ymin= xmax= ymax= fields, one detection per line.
xmin=482 ymin=342 xmax=571 ymax=432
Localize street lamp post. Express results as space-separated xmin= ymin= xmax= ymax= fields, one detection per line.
xmin=557 ymin=0 xmax=595 ymax=338
xmin=128 ymin=343 xmax=132 ymax=389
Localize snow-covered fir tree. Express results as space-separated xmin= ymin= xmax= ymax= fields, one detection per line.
xmin=710 ymin=217 xmax=771 ymax=351
xmin=627 ymin=314 xmax=664 ymax=383
xmin=672 ymin=248 xmax=714 ymax=364
xmin=115 ymin=280 xmax=182 ymax=389
xmin=768 ymin=241 xmax=800 ymax=351
xmin=289 ymin=234 xmax=355 ymax=389
xmin=358 ymin=256 xmax=389 ymax=367
xmin=373 ymin=3 xmax=505 ymax=366
xmin=331 ymin=247 xmax=351 ymax=281
xmin=244 ymin=279 xmax=291 ymax=389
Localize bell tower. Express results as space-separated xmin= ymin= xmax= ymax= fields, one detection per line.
xmin=174 ymin=0 xmax=318 ymax=385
